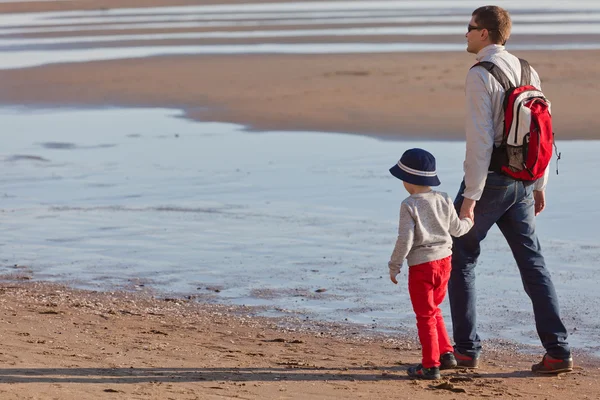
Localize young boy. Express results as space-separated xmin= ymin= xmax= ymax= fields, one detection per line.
xmin=388 ymin=148 xmax=473 ymax=380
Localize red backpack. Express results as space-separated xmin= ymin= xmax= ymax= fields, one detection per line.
xmin=472 ymin=59 xmax=558 ymax=180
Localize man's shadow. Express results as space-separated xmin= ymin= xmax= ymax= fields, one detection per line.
xmin=0 ymin=366 xmax=535 ymax=384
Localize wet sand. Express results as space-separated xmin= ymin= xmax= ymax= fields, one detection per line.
xmin=2 ymin=50 xmax=600 ymax=140
xmin=1 ymin=282 xmax=598 ymax=399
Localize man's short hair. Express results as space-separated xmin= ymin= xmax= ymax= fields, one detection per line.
xmin=472 ymin=5 xmax=511 ymax=45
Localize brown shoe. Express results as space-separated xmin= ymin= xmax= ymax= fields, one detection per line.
xmin=532 ymin=354 xmax=573 ymax=374
xmin=454 ymin=349 xmax=479 ymax=369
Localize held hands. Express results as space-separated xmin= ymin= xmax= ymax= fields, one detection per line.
xmin=533 ymin=190 xmax=546 ymax=216
xmin=460 ymin=198 xmax=476 ymax=221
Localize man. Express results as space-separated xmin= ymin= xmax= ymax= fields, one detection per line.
xmin=448 ymin=5 xmax=572 ymax=373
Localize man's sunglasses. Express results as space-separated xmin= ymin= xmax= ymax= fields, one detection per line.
xmin=468 ymin=24 xmax=496 ymax=33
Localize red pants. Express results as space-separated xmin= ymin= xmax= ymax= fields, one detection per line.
xmin=408 ymin=255 xmax=453 ymax=368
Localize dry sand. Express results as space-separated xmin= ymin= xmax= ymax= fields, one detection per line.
xmin=1 ymin=282 xmax=599 ymax=400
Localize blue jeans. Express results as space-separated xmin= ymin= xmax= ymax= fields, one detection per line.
xmin=449 ymin=172 xmax=571 ymax=359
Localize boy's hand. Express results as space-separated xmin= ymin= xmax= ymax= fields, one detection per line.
xmin=388 ymin=261 xmax=401 ymax=284
xmin=390 ymin=271 xmax=399 ymax=284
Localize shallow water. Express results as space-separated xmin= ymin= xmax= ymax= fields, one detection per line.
xmin=1 ymin=107 xmax=599 ymax=355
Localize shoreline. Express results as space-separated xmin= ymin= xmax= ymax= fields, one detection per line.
xmin=1 ymin=280 xmax=598 ymax=399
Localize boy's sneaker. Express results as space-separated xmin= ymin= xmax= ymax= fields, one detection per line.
xmin=454 ymin=349 xmax=479 ymax=369
xmin=440 ymin=352 xmax=457 ymax=370
xmin=531 ymin=354 xmax=573 ymax=374
xmin=407 ymin=364 xmax=441 ymax=380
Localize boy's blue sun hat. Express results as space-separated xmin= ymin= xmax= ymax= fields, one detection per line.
xmin=389 ymin=148 xmax=441 ymax=187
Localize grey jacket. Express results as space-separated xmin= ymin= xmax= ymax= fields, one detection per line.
xmin=389 ymin=191 xmax=473 ymax=274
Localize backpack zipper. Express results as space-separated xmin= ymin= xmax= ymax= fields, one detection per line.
xmin=513 ymin=100 xmax=523 ymax=145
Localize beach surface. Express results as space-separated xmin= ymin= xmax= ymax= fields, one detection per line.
xmin=1 ymin=282 xmax=599 ymax=400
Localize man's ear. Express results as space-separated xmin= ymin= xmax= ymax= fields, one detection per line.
xmin=480 ymin=29 xmax=489 ymax=42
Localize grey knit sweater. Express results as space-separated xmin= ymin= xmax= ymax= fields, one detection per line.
xmin=389 ymin=191 xmax=473 ymax=274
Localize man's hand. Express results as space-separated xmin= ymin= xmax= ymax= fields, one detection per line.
xmin=390 ymin=271 xmax=399 ymax=284
xmin=533 ymin=190 xmax=546 ymax=216
xmin=460 ymin=197 xmax=477 ymax=221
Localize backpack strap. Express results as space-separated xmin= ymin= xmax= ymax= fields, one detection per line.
xmin=471 ymin=61 xmax=513 ymax=91
xmin=519 ymin=58 xmax=531 ymax=86
xmin=470 ymin=61 xmax=514 ymax=173
xmin=471 ymin=58 xmax=532 ymax=89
